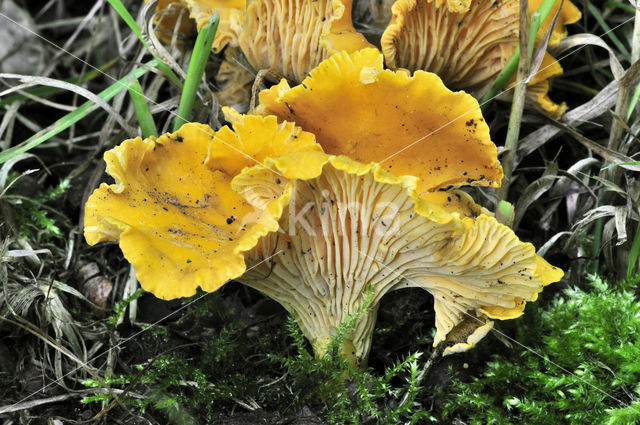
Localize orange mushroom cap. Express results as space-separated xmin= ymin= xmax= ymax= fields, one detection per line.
xmin=255 ymin=48 xmax=503 ymax=193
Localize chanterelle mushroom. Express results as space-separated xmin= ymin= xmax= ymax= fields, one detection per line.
xmin=151 ymin=0 xmax=197 ymax=46
xmin=152 ymin=0 xmax=245 ymax=52
xmin=214 ymin=47 xmax=255 ymax=108
xmin=85 ymin=49 xmax=562 ymax=367
xmin=379 ymin=0 xmax=581 ymax=117
xmin=239 ymin=0 xmax=375 ymax=82
xmin=176 ymin=0 xmax=374 ymax=82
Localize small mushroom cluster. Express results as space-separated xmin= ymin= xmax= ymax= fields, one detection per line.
xmin=85 ymin=49 xmax=563 ymax=366
xmin=153 ymin=0 xmax=580 ymax=117
xmin=153 ymin=0 xmax=373 ymax=80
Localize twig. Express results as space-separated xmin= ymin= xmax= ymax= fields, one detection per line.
xmin=0 ymin=315 xmax=131 ymax=416
xmin=0 ymin=389 xmax=146 ymax=415
xmin=398 ymin=345 xmax=444 ymax=409
xmin=0 ymin=394 xmax=79 ymax=415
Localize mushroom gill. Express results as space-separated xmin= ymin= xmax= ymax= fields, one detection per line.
xmin=235 ymin=0 xmax=374 ymax=82
xmin=381 ymin=0 xmax=519 ymax=90
xmin=150 ymin=0 xmax=245 ymax=52
xmin=234 ymin=150 xmax=561 ymax=365
xmin=379 ymin=0 xmax=581 ymax=117
xmin=85 ymin=49 xmax=562 ymax=367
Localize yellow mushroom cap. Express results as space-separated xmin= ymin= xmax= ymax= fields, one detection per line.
xmin=84 ymin=117 xmax=321 ymax=300
xmin=504 ymin=51 xmax=566 ymax=118
xmin=234 ymin=0 xmax=374 ymax=82
xmin=255 ymin=48 xmax=503 ymax=193
xmin=524 ymin=52 xmax=567 ymax=118
xmin=85 ymin=51 xmax=562 ymax=364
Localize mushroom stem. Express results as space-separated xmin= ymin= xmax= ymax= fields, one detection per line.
xmin=311 ymin=336 xmax=360 ymax=368
xmin=242 ymin=254 xmax=381 ymax=368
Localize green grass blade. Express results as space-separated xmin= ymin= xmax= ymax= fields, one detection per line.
xmin=603 ymin=1 xmax=635 ymax=13
xmin=0 ymin=58 xmax=119 ymax=108
xmin=480 ymin=0 xmax=563 ymax=106
xmin=590 ymin=217 xmax=603 ymax=274
xmin=480 ymin=48 xmax=521 ymax=106
xmin=626 ymin=82 xmax=640 ymax=120
xmin=0 ymin=60 xmax=157 ymax=165
xmin=106 ymin=0 xmax=183 ymax=88
xmin=496 ymin=200 xmax=515 ymax=227
xmin=527 ymin=0 xmax=556 ymax=56
xmin=173 ymin=13 xmax=219 ymax=132
xmin=106 ymin=0 xmax=144 ymax=43
xmin=627 ymin=220 xmax=640 ymax=278
xmin=128 ymin=76 xmax=158 ymax=138
xmin=600 ymin=161 xmax=640 ymax=171
xmin=587 ymin=1 xmax=631 ymax=61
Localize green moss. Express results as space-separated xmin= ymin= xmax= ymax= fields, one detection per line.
xmin=3 ymin=171 xmax=71 ymax=239
xmin=79 ymin=276 xmax=640 ymax=424
xmin=434 ymin=274 xmax=640 ymax=424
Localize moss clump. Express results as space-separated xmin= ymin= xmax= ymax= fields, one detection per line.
xmin=435 ymin=274 xmax=640 ymax=424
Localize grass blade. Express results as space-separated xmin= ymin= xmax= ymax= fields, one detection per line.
xmin=587 ymin=1 xmax=631 ymax=61
xmin=603 ymin=1 xmax=635 ymax=13
xmin=0 ymin=60 xmax=157 ymax=165
xmin=627 ymin=220 xmax=640 ymax=278
xmin=106 ymin=0 xmax=183 ymax=88
xmin=128 ymin=76 xmax=158 ymax=138
xmin=0 ymin=58 xmax=119 ymax=108
xmin=1 ymin=73 xmax=135 ymax=133
xmin=173 ymin=13 xmax=219 ymax=132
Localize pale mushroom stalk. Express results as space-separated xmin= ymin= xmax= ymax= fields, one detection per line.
xmin=85 ymin=49 xmax=563 ymax=368
xmin=230 ymin=154 xmax=560 ymax=366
